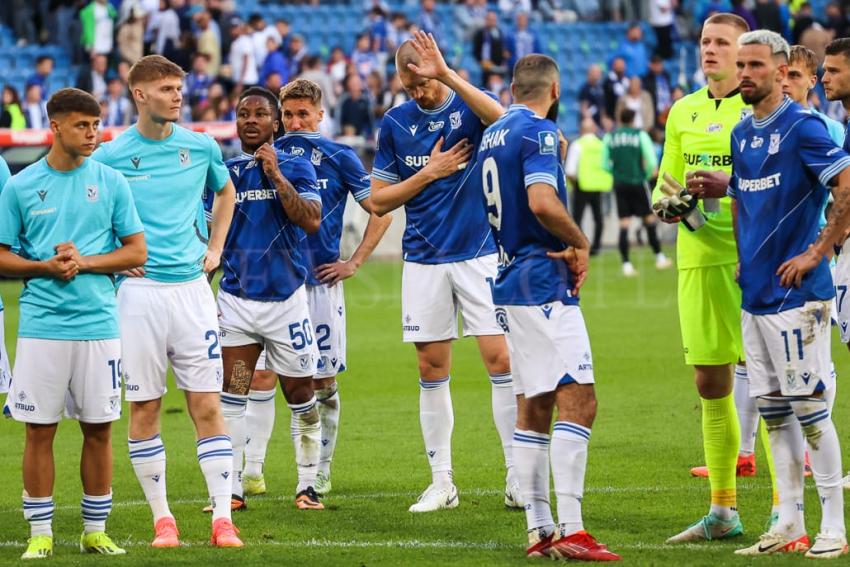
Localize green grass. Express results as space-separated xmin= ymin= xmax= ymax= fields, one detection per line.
xmin=0 ymin=248 xmax=848 ymax=565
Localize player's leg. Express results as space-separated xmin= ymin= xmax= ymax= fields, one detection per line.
xmin=22 ymin=423 xmax=58 ymax=559
xmin=669 ymin=266 xmax=742 ymax=543
xmin=588 ymin=192 xmax=604 ymax=255
xmin=614 ymin=184 xmax=636 ymax=275
xmin=0 ymin=309 xmax=11 ymax=394
xmin=832 ymin=254 xmax=850 ymax=487
xmin=402 ymin=261 xmax=459 ymax=512
xmin=171 ymin=278 xmax=241 ymax=547
xmin=280 ymin=374 xmax=323 ymax=509
xmin=118 ymin=280 xmax=176 ymax=544
xmin=69 ymin=339 xmax=124 ymax=555
xmin=314 ymin=376 xmax=338 ymax=495
xmin=243 ymin=356 xmax=276 ymax=495
xmin=641 ymin=212 xmax=671 ymax=269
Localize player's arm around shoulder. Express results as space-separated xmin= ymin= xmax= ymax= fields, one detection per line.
xmin=259 ymin=143 xmax=322 ymax=234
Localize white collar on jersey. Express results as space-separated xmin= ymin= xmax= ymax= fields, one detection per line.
xmin=417 ymin=90 xmax=456 ymax=115
xmin=282 ymin=131 xmax=321 ymax=139
xmin=753 ymin=95 xmax=792 ymax=129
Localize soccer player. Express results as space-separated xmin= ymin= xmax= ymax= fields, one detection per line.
xmin=729 ymin=30 xmax=850 ymax=558
xmin=0 ymin=88 xmax=147 ymax=559
xmin=233 ymin=78 xmax=393 ymax=498
xmin=0 ymin=154 xmax=11 ymax=395
xmin=370 ymin=31 xmax=520 ymax=512
xmin=479 ymin=54 xmax=620 ymax=561
xmin=91 ymin=55 xmax=241 ymax=548
xmin=783 ymin=46 xmax=845 ymax=146
xmin=602 ymin=107 xmax=671 ymax=277
xmin=653 ymin=14 xmax=755 ymax=543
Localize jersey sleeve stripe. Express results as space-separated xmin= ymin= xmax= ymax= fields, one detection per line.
xmin=372 ymin=169 xmax=400 ymax=183
xmin=817 ymin=156 xmax=850 ymax=188
xmin=726 ymin=185 xmax=736 ymax=198
xmin=524 ymin=173 xmax=558 ymax=188
xmin=301 ymin=193 xmax=323 ymax=202
xmin=353 ymin=188 xmax=371 ymax=201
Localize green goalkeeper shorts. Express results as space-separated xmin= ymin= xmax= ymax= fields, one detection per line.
xmin=678 ymin=264 xmax=744 ymax=366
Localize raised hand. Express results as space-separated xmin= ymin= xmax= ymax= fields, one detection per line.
xmin=254 ymin=143 xmax=283 ymax=182
xmin=406 ymin=31 xmax=450 ymax=81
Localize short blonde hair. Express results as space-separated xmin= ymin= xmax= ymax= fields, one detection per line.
xmin=279 ymin=78 xmax=323 ymax=107
xmin=790 ymin=45 xmax=818 ymax=75
xmin=128 ymin=55 xmax=186 ymax=87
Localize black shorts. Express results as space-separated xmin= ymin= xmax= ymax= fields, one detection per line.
xmin=614 ymin=182 xmax=652 ymax=219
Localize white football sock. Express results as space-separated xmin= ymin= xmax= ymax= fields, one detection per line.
xmin=196 ymin=435 xmax=233 ymax=522
xmin=81 ymin=492 xmax=112 ymax=534
xmin=23 ymin=495 xmax=53 ymax=537
xmin=490 ymin=373 xmax=517 ymax=484
xmin=289 ymin=396 xmax=321 ymax=493
xmin=733 ymin=364 xmax=758 ymax=455
xmin=791 ymin=398 xmax=845 ymax=537
xmin=758 ymin=398 xmax=805 ymax=539
xmin=128 ymin=434 xmax=171 ymax=522
xmin=513 ymin=429 xmax=555 ymax=532
xmin=551 ymin=422 xmax=589 ymax=536
xmin=221 ymin=393 xmax=248 ymax=499
xmin=316 ymin=382 xmax=341 ymax=478
xmin=244 ymin=388 xmax=276 ymax=479
xmin=826 ymin=364 xmax=837 ymax=413
xmin=420 ymin=376 xmax=454 ymax=487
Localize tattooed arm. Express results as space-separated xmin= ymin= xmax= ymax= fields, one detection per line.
xmin=255 ymin=143 xmax=321 ymax=234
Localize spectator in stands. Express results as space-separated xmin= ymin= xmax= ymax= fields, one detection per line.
xmin=117 ymin=4 xmax=146 ymax=66
xmin=102 ymin=75 xmax=133 ymax=127
xmin=328 ymin=46 xmax=348 ymax=95
xmin=275 ymin=19 xmax=291 ymax=55
xmin=378 ymin=72 xmax=408 ymax=115
xmin=186 ymin=52 xmax=214 ymax=107
xmin=149 ymin=0 xmax=180 ymax=55
xmin=165 ymin=30 xmax=196 ymax=72
xmin=755 ymin=0 xmax=784 ymax=34
xmin=649 ymin=0 xmax=676 ymax=59
xmin=229 ymin=19 xmax=258 ymax=91
xmin=455 ymin=0 xmax=488 ymax=41
xmin=366 ymin=6 xmax=389 ymax=53
xmin=78 ymin=53 xmax=109 ymax=101
xmin=538 ymin=0 xmax=573 ymax=22
xmin=249 ymin=13 xmax=281 ymax=74
xmin=614 ymin=23 xmax=649 ymax=78
xmin=287 ymin=34 xmax=308 ymax=79
xmin=419 ymin=0 xmax=442 ymax=43
xmin=351 ymin=33 xmax=379 ymax=81
xmin=603 ymin=56 xmax=629 ymax=122
xmin=615 ymin=76 xmax=654 ymax=130
xmin=26 ymin=56 xmax=54 ymax=101
xmin=580 ymin=64 xmax=607 ymax=127
xmin=194 ymin=10 xmax=221 ymax=76
xmin=731 ymin=0 xmax=759 ymax=32
xmin=498 ymin=0 xmax=533 ymax=17
xmin=793 ymin=3 xmax=817 ymax=44
xmin=824 ymin=2 xmax=848 ymax=38
xmin=566 ymin=118 xmax=613 ymax=256
xmin=0 ymin=86 xmax=26 ymax=130
xmin=260 ymin=36 xmax=290 ymax=87
xmin=643 ymin=55 xmax=673 ymax=128
xmin=337 ymin=73 xmax=373 ymax=138
xmin=505 ymin=12 xmax=542 ymax=74
xmin=473 ymin=10 xmax=508 ymax=86
xmin=387 ymin=12 xmax=412 ymax=53
xmin=22 ymin=84 xmax=48 ymax=129
xmin=264 ymin=71 xmax=283 ymax=95
xmin=81 ymin=0 xmax=117 ymax=56
xmin=300 ymin=55 xmax=338 ymax=112
xmin=366 ymin=70 xmax=387 ymax=120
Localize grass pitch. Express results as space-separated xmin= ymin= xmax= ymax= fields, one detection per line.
xmin=0 ymin=248 xmax=848 ymax=565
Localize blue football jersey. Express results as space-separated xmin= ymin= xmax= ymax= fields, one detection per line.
xmin=372 ymin=89 xmax=498 ymax=264
xmin=0 ymin=155 xmax=10 ymax=313
xmin=214 ymin=150 xmax=321 ymax=301
xmin=478 ymin=104 xmax=577 ymax=306
xmin=274 ymin=132 xmax=370 ymax=285
xmin=728 ymin=98 xmax=850 ymax=314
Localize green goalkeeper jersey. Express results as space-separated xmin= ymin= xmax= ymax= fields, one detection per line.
xmin=654 ymin=86 xmax=750 ymax=269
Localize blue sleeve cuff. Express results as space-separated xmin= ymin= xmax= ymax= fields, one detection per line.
xmin=524 ymin=173 xmax=558 ymax=189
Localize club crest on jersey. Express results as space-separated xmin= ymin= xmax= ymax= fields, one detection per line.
xmin=86 ymin=185 xmax=98 ymax=202
xmin=178 ymin=148 xmax=191 ymax=167
xmin=428 ymin=120 xmax=444 ymax=132
xmin=741 ymin=108 xmax=753 ymax=120
xmin=538 ymin=131 xmax=557 ymax=155
xmin=130 ymin=156 xmax=141 ymax=169
xmin=450 ymin=111 xmax=462 ymax=130
xmin=311 ymin=148 xmax=323 ymax=166
xmin=750 ymin=136 xmax=763 ymax=149
xmin=37 ymin=190 xmax=47 ymax=202
xmin=768 ymin=132 xmax=780 ymax=155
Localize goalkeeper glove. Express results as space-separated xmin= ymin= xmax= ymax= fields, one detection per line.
xmin=653 ymin=172 xmax=707 ymax=232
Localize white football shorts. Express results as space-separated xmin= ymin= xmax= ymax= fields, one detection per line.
xmin=500 ymin=302 xmax=595 ymax=399
xmin=306 ymin=282 xmax=346 ymax=379
xmin=834 ymin=245 xmax=850 ymax=342
xmin=218 ymin=286 xmax=318 ymax=378
xmin=9 ymin=338 xmax=122 ymax=424
xmin=0 ymin=310 xmax=11 ymax=394
xmin=742 ymin=301 xmax=833 ymax=397
xmin=118 ymin=276 xmax=224 ymax=401
xmin=402 ymin=254 xmax=503 ymax=342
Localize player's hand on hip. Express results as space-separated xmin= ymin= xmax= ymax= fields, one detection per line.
xmin=685 ymin=170 xmax=730 ymax=200
xmin=547 ymin=246 xmax=589 ymax=295
xmin=44 ymin=251 xmax=78 ymax=281
xmin=406 ymin=31 xmax=449 ymax=80
xmin=119 ymin=266 xmax=146 ymax=278
xmin=315 ymin=259 xmax=357 ymax=285
xmin=254 ymin=143 xmax=283 ymax=181
xmin=423 ymin=137 xmax=473 ymax=181
xmin=203 ymin=246 xmax=222 ymax=274
xmin=777 ymin=245 xmax=822 ymax=288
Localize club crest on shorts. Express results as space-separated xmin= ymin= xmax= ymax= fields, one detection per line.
xmin=450 ymin=111 xmax=462 ymax=130
xmin=178 ymin=148 xmax=191 ymax=167
xmin=86 ymin=185 xmax=98 ymax=202
xmin=495 ymin=307 xmax=509 ymax=333
xmin=299 ymin=354 xmax=312 ymax=370
xmin=311 ymin=148 xmax=323 ymax=166
xmin=768 ymin=132 xmax=781 ymax=155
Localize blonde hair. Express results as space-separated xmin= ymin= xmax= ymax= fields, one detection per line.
xmin=279 ymin=78 xmax=323 ymax=107
xmin=128 ymin=55 xmax=186 ymax=87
